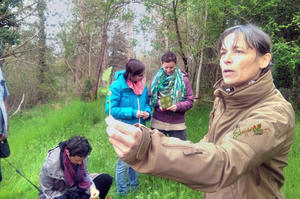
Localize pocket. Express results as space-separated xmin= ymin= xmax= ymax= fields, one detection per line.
xmin=183 ymin=147 xmax=203 ymax=156
xmin=162 ymin=141 xmax=204 ymax=156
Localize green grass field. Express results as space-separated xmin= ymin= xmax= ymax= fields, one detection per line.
xmin=0 ymin=98 xmax=299 ymax=199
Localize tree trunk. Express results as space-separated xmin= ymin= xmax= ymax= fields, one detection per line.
xmin=194 ymin=0 xmax=208 ymax=104
xmin=92 ymin=21 xmax=108 ymax=100
xmin=74 ymin=0 xmax=87 ymax=93
xmin=88 ymin=34 xmax=93 ymax=77
xmin=172 ymin=0 xmax=188 ymax=72
xmin=37 ymin=0 xmax=47 ymax=85
xmin=37 ymin=0 xmax=47 ymax=103
xmin=127 ymin=20 xmax=133 ymax=59
xmin=161 ymin=11 xmax=169 ymax=50
xmin=127 ymin=1 xmax=133 ymax=59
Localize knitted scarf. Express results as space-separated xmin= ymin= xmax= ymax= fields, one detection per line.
xmin=150 ymin=67 xmax=186 ymax=108
xmin=60 ymin=146 xmax=91 ymax=190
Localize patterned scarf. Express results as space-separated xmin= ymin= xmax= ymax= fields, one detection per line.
xmin=62 ymin=149 xmax=91 ymax=189
xmin=150 ymin=67 xmax=186 ymax=108
xmin=126 ymin=77 xmax=146 ymax=96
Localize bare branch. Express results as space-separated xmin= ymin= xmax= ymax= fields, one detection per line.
xmin=0 ymin=35 xmax=38 ymax=60
xmin=65 ymin=60 xmax=75 ymax=75
xmin=0 ymin=47 xmax=40 ymax=61
xmin=11 ymin=93 xmax=25 ymax=117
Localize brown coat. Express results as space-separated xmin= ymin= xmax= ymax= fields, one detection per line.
xmin=122 ymin=71 xmax=295 ymax=199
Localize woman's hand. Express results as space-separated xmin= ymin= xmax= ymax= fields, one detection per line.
xmin=136 ymin=111 xmax=150 ymax=120
xmin=136 ymin=111 xmax=144 ymax=118
xmin=142 ymin=112 xmax=150 ymax=120
xmin=90 ymin=187 xmax=99 ymax=199
xmin=106 ymin=116 xmax=142 ymax=159
xmin=167 ymin=105 xmax=177 ymax=112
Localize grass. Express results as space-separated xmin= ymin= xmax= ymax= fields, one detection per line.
xmin=0 ymin=98 xmax=299 ymax=198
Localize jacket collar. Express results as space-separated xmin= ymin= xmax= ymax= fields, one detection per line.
xmin=44 ymin=147 xmax=89 ymax=180
xmin=213 ymin=70 xmax=275 ymax=108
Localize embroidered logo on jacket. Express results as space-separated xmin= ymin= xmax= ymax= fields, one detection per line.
xmin=232 ymin=124 xmax=270 ymax=139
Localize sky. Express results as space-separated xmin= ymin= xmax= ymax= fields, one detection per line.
xmin=46 ymin=0 xmax=153 ymax=55
xmin=45 ymin=0 xmax=74 ymax=53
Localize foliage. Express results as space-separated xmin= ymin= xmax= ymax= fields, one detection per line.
xmin=2 ymin=0 xmax=300 ymax=118
xmin=0 ymin=0 xmax=22 ymax=47
xmin=272 ymin=40 xmax=299 ymax=89
xmin=80 ymin=78 xmax=93 ymax=101
xmin=107 ymin=26 xmax=128 ymax=73
xmin=101 ymin=66 xmax=112 ymax=86
xmin=1 ymin=98 xmax=299 ymax=198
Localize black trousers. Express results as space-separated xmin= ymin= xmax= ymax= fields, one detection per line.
xmin=55 ymin=173 xmax=113 ymax=199
xmin=93 ymin=173 xmax=113 ymax=199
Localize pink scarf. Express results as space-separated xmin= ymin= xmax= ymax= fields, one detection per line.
xmin=62 ymin=150 xmax=91 ymax=189
xmin=127 ymin=77 xmax=146 ymax=95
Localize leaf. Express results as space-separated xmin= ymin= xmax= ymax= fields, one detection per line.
xmin=102 ymin=67 xmax=112 ymax=83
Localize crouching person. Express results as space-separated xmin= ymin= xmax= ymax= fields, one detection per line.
xmin=39 ymin=136 xmax=113 ymax=199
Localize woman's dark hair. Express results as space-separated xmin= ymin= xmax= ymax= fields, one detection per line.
xmin=218 ymin=24 xmax=272 ymax=73
xmin=161 ymin=51 xmax=177 ymax=64
xmin=65 ymin=136 xmax=92 ymax=157
xmin=123 ymin=59 xmax=145 ymax=80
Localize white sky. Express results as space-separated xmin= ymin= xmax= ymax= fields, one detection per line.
xmin=46 ymin=0 xmax=153 ymax=54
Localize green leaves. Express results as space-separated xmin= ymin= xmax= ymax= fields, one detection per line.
xmin=102 ymin=66 xmax=113 ymax=86
xmin=102 ymin=66 xmax=113 ymax=115
xmin=0 ymin=0 xmax=22 ymax=47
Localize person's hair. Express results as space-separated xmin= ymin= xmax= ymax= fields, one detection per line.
xmin=161 ymin=51 xmax=177 ymax=64
xmin=218 ymin=24 xmax=272 ymax=72
xmin=65 ymin=136 xmax=92 ymax=157
xmin=123 ymin=59 xmax=145 ymax=80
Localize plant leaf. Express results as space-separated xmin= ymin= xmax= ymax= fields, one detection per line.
xmin=102 ymin=67 xmax=112 ymax=83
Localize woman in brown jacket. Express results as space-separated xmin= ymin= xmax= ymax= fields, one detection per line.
xmin=106 ymin=24 xmax=295 ymax=199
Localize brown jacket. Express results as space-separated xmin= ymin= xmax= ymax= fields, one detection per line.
xmin=122 ymin=71 xmax=295 ymax=199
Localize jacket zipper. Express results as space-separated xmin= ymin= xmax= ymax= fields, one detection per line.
xmin=137 ymin=97 xmax=140 ymax=124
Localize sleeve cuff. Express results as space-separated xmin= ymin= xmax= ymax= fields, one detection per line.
xmin=121 ymin=124 xmax=151 ymax=164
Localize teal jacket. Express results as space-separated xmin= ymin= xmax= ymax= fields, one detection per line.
xmin=105 ymin=70 xmax=151 ymax=125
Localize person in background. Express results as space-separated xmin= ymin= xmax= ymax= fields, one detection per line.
xmin=0 ymin=64 xmax=9 ymax=182
xmin=106 ymin=24 xmax=295 ymax=199
xmin=39 ymin=136 xmax=113 ymax=199
xmin=105 ymin=58 xmax=152 ymax=195
xmin=149 ymin=51 xmax=194 ymax=140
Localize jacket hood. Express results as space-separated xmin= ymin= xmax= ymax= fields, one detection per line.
xmin=114 ymin=70 xmax=125 ymax=80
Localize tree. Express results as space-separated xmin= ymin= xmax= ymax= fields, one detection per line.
xmin=0 ymin=0 xmax=22 ymax=49
xmin=90 ymin=0 xmax=131 ymax=100
xmin=74 ymin=0 xmax=88 ymax=93
xmin=142 ymin=0 xmax=189 ymax=72
xmin=194 ymin=0 xmax=208 ymax=103
xmin=37 ymin=0 xmax=47 ymax=85
xmin=171 ymin=0 xmax=188 ymax=72
xmin=107 ymin=25 xmax=128 ymax=79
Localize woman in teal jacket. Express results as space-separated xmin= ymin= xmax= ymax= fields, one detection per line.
xmin=105 ymin=59 xmax=151 ymax=195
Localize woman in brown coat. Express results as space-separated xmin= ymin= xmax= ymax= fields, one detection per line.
xmin=106 ymin=24 xmax=295 ymax=199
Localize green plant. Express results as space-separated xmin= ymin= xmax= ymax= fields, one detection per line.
xmin=102 ymin=67 xmax=113 ymax=115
